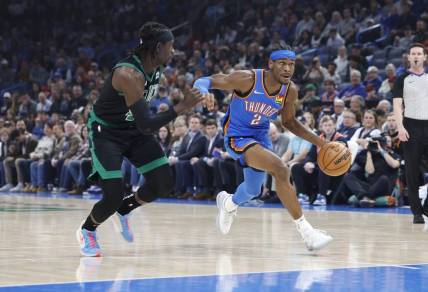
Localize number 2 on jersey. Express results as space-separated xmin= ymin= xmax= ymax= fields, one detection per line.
xmin=251 ymin=114 xmax=261 ymax=125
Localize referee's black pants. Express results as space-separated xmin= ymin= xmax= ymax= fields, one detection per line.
xmin=403 ymin=118 xmax=428 ymax=216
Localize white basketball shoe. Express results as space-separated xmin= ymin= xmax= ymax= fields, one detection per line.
xmin=296 ymin=221 xmax=333 ymax=251
xmin=216 ymin=191 xmax=237 ymax=234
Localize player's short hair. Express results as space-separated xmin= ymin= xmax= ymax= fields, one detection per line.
xmin=409 ymin=43 xmax=426 ymax=55
xmin=134 ymin=22 xmax=173 ymax=57
xmin=269 ymin=41 xmax=293 ymax=55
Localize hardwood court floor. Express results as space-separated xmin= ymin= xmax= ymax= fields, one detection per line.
xmin=0 ymin=194 xmax=427 ymax=291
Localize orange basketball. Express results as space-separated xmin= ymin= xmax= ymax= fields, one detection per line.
xmin=317 ymin=142 xmax=351 ymax=176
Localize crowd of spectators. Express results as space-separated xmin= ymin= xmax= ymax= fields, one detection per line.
xmin=0 ymin=0 xmax=427 ymax=207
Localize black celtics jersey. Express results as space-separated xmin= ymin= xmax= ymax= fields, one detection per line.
xmin=93 ymin=54 xmax=162 ymax=128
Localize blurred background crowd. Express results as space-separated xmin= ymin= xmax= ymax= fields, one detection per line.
xmin=0 ymin=0 xmax=427 ymax=208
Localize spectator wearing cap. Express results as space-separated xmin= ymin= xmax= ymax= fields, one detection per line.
xmin=299 ymin=84 xmax=319 ymax=112
xmin=150 ymin=85 xmax=171 ymax=114
xmin=378 ymin=64 xmax=397 ymax=100
xmin=325 ymin=63 xmax=342 ymax=86
xmin=339 ymin=70 xmax=367 ymax=99
xmin=0 ymin=92 xmax=12 ymax=115
xmin=363 ymin=66 xmax=383 ymax=92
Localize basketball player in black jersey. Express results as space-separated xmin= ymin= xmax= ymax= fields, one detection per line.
xmin=76 ymin=22 xmax=210 ymax=256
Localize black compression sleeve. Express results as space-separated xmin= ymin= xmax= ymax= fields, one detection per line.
xmin=129 ymin=99 xmax=178 ymax=133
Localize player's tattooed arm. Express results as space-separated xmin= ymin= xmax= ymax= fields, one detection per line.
xmin=112 ymin=67 xmax=202 ymax=133
xmin=209 ymin=70 xmax=254 ymax=95
xmin=112 ymin=66 xmax=147 ymax=107
xmin=280 ymin=82 xmax=326 ymax=147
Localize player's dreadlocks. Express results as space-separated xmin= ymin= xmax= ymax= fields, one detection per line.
xmin=133 ymin=22 xmax=174 ymax=58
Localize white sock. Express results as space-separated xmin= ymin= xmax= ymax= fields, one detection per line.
xmin=224 ymin=196 xmax=238 ymax=212
xmin=294 ymin=215 xmax=313 ymax=230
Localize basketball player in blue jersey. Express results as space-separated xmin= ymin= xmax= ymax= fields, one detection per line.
xmin=194 ymin=43 xmax=333 ymax=251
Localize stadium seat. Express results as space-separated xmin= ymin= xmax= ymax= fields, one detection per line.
xmin=372 ymin=58 xmax=387 ymax=69
xmin=388 ymin=47 xmax=405 ymax=59
xmin=390 ymin=57 xmax=402 ymax=67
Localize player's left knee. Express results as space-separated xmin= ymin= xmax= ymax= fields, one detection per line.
xmin=273 ymin=163 xmax=289 ymax=180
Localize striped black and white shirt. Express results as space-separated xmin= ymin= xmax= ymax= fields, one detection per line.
xmin=393 ymin=71 xmax=428 ymax=120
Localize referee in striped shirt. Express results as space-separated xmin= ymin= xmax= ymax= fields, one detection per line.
xmin=393 ymin=43 xmax=428 ymax=224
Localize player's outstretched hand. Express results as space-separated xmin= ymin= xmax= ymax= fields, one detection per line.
xmin=175 ymin=86 xmax=205 ymax=113
xmin=201 ymin=93 xmax=215 ymax=111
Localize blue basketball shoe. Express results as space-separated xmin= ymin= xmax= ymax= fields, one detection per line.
xmin=115 ymin=213 xmax=134 ymax=242
xmin=76 ymin=224 xmax=102 ymax=257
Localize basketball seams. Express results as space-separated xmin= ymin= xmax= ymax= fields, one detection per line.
xmin=317 ymin=142 xmax=351 ymax=176
xmin=325 ymin=148 xmax=347 ymax=169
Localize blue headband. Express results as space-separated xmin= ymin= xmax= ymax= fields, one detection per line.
xmin=270 ymin=50 xmax=296 ymax=61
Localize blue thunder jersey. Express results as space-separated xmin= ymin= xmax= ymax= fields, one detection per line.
xmin=222 ymin=69 xmax=289 ymax=138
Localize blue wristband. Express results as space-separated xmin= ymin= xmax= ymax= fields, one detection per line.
xmin=193 ymin=77 xmax=211 ymax=94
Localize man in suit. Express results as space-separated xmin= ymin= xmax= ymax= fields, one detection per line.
xmin=169 ymin=114 xmax=206 ymax=199
xmin=192 ymin=119 xmax=224 ymax=200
